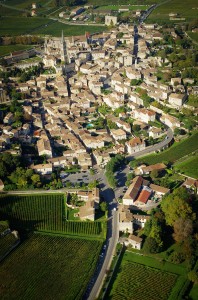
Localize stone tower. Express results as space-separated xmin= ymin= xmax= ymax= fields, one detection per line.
xmin=60 ymin=30 xmax=67 ymax=62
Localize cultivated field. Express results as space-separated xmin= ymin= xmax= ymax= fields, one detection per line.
xmin=0 ymin=233 xmax=102 ymax=300
xmin=133 ymin=132 xmax=198 ymax=166
xmin=0 ymin=194 xmax=104 ymax=238
xmin=0 ymin=17 xmax=53 ymax=36
xmin=0 ymin=233 xmax=17 ymax=259
xmin=110 ymin=262 xmax=177 ymax=300
xmin=108 ymin=252 xmax=187 ymax=300
xmin=87 ymin=0 xmax=163 ymax=5
xmin=0 ymin=16 xmax=104 ymax=37
xmin=34 ymin=22 xmax=104 ymax=37
xmin=95 ymin=5 xmax=149 ymax=11
xmin=147 ymin=0 xmax=198 ymax=24
xmin=3 ymin=0 xmax=48 ymax=9
xmin=0 ymin=5 xmax=22 ymax=16
xmin=0 ymin=45 xmax=32 ymax=57
xmin=0 ymin=0 xmax=55 ymax=14
xmin=175 ymin=155 xmax=198 ymax=179
xmin=187 ymin=32 xmax=198 ymax=43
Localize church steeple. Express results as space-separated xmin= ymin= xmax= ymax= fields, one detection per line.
xmin=60 ymin=30 xmax=66 ymax=62
xmin=60 ymin=30 xmax=70 ymax=65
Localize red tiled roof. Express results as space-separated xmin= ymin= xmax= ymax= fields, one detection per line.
xmin=136 ymin=189 xmax=151 ymax=204
xmin=129 ymin=176 xmax=143 ymax=200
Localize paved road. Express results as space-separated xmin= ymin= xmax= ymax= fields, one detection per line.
xmin=127 ymin=127 xmax=173 ymax=161
xmin=87 ymin=210 xmax=118 ymax=300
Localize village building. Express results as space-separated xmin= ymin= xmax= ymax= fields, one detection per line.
xmin=134 ymin=108 xmax=156 ymax=123
xmin=126 ymin=137 xmax=146 ymax=154
xmin=30 ymin=163 xmax=53 ymax=175
xmin=79 ymin=200 xmax=95 ymax=221
xmin=37 ymin=138 xmax=52 ymax=158
xmin=127 ymin=234 xmax=143 ymax=250
xmin=168 ymin=93 xmax=187 ymax=108
xmin=105 ymin=16 xmax=118 ymax=26
xmin=138 ymin=163 xmax=167 ymax=175
xmin=118 ymin=205 xmax=134 ymax=234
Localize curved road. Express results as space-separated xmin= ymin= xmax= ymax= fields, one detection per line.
xmin=2 ymin=125 xmax=174 ymax=300
xmin=86 ymin=128 xmax=173 ymax=300
xmin=127 ymin=127 xmax=173 ymax=161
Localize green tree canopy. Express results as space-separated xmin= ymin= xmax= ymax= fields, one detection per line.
xmin=143 ymin=237 xmax=160 ymax=254
xmin=161 ymin=188 xmax=195 ymax=226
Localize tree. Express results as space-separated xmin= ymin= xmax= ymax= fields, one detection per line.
xmin=150 ymin=169 xmax=159 ymax=179
xmin=31 ymin=174 xmax=41 ymax=187
xmin=132 ymin=124 xmax=141 ymax=132
xmin=173 ymin=218 xmax=193 ymax=243
xmin=0 ymin=58 xmax=8 ymax=66
xmin=169 ymin=251 xmax=185 ymax=264
xmin=161 ymin=188 xmax=195 ymax=226
xmin=184 ymin=119 xmax=196 ymax=131
xmin=130 ymin=79 xmax=142 ymax=86
xmin=88 ymin=180 xmax=98 ymax=189
xmin=89 ymin=169 xmax=95 ymax=175
xmin=100 ymin=201 xmax=107 ymax=212
xmin=188 ymin=270 xmax=198 ymax=284
xmin=107 ymin=119 xmax=118 ymax=129
xmin=149 ymin=218 xmax=163 ymax=248
xmin=65 ymin=181 xmax=72 ymax=188
xmin=0 ymin=162 xmax=8 ymax=179
xmin=125 ymin=172 xmax=135 ymax=187
xmin=143 ymin=237 xmax=160 ymax=254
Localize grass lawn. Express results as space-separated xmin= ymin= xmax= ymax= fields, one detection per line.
xmin=147 ymin=0 xmax=198 ymax=24
xmin=124 ymin=251 xmax=186 ymax=275
xmin=133 ymin=132 xmax=198 ymax=166
xmin=0 ymin=233 xmax=102 ymax=300
xmin=189 ymin=283 xmax=198 ymax=300
xmin=67 ymin=207 xmax=80 ymax=220
xmin=95 ymin=5 xmax=149 ymax=11
xmin=0 ymin=44 xmax=32 ymax=57
xmin=0 ymin=16 xmax=104 ymax=37
xmin=34 ymin=22 xmax=105 ymax=37
xmin=187 ymin=32 xmax=198 ymax=43
xmin=0 ymin=5 xmax=23 ymax=16
xmin=4 ymin=0 xmax=51 ymax=10
xmin=174 ymin=155 xmax=198 ymax=179
xmin=108 ymin=251 xmax=187 ymax=300
xmin=87 ymin=0 xmax=164 ymax=5
xmin=0 ymin=17 xmax=53 ymax=36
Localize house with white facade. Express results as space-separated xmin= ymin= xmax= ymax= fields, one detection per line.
xmin=134 ymin=108 xmax=156 ymax=123
xmin=118 ymin=205 xmax=133 ymax=234
xmin=110 ymin=129 xmax=126 ymax=141
xmin=30 ymin=163 xmax=53 ymax=175
xmin=123 ymin=176 xmax=144 ymax=206
xmin=168 ymin=93 xmax=187 ymax=108
xmin=126 ymin=137 xmax=146 ymax=154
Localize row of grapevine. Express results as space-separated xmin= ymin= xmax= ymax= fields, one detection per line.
xmin=0 ymin=233 xmax=102 ymax=300
xmin=0 ymin=194 xmax=103 ymax=237
xmin=110 ymin=261 xmax=178 ymax=300
xmin=0 ymin=233 xmax=17 ymax=259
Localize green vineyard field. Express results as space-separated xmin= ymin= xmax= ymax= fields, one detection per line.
xmin=110 ymin=261 xmax=178 ymax=300
xmin=0 ymin=233 xmax=102 ymax=300
xmin=0 ymin=194 xmax=104 ymax=238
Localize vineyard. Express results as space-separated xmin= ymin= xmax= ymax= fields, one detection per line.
xmin=110 ymin=261 xmax=178 ymax=300
xmin=0 ymin=233 xmax=102 ymax=300
xmin=0 ymin=194 xmax=104 ymax=238
xmin=0 ymin=233 xmax=18 ymax=259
